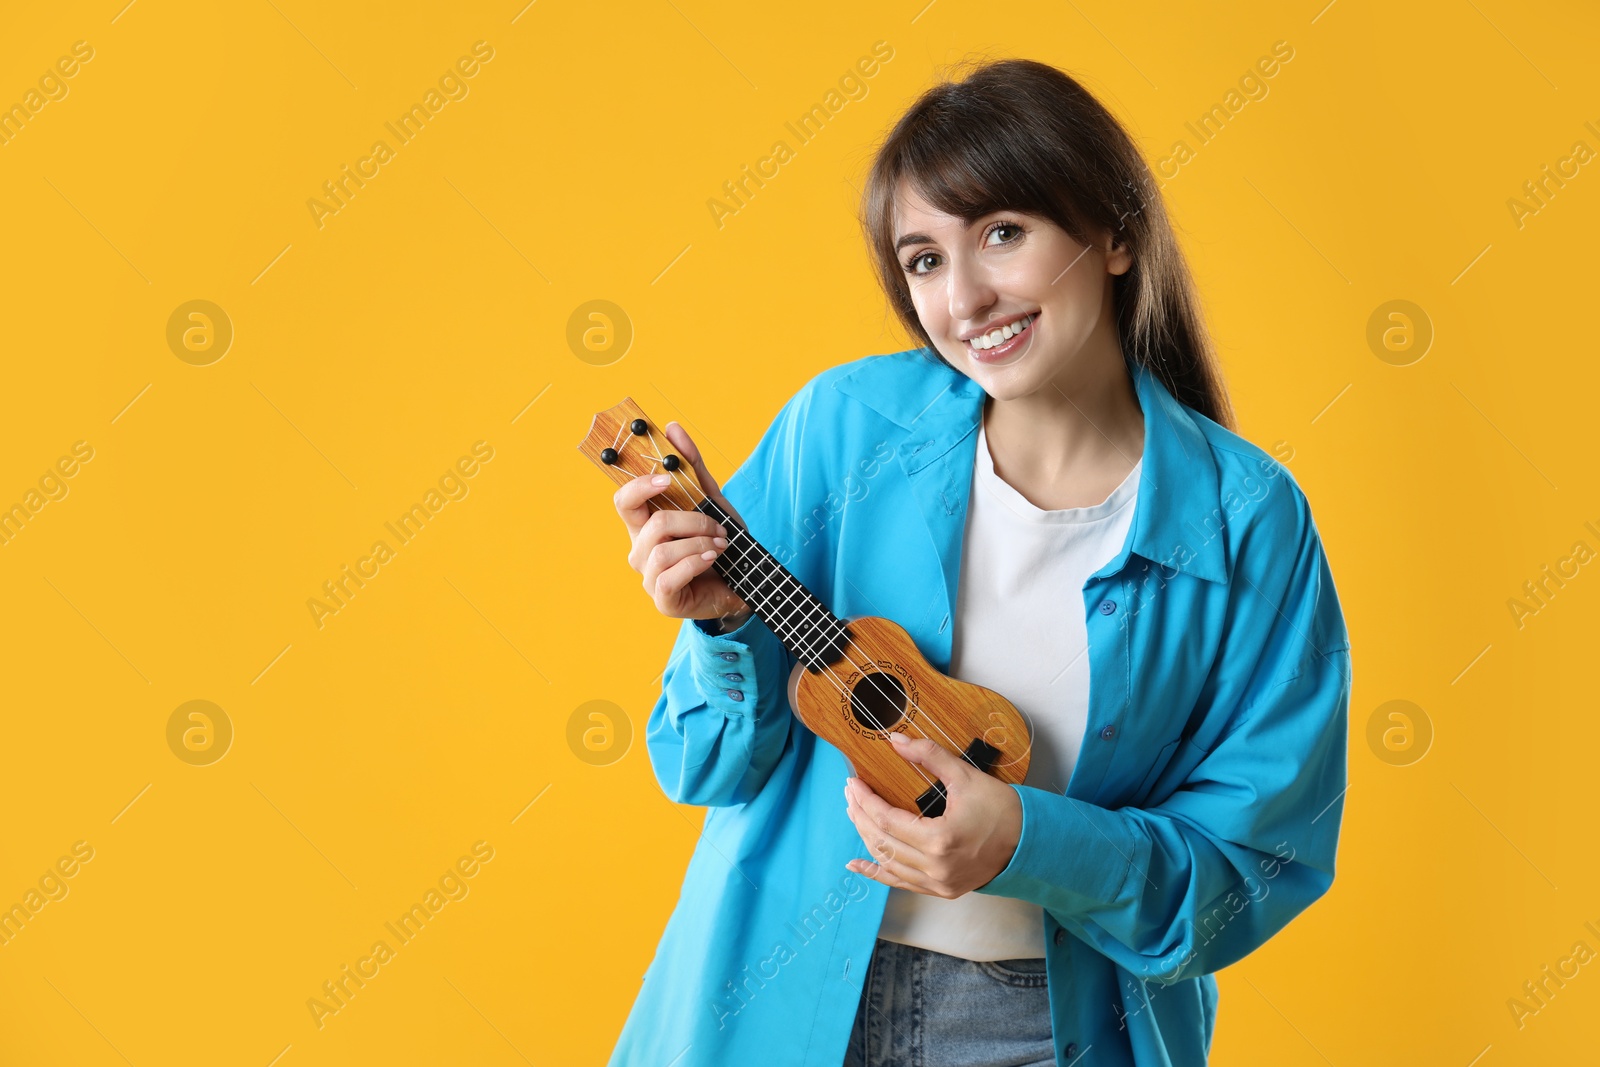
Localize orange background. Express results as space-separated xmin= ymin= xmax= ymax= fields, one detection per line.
xmin=1 ymin=1 xmax=1595 ymax=1064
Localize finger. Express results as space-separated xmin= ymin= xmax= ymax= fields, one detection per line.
xmin=636 ymin=507 xmax=727 ymax=552
xmin=883 ymin=734 xmax=985 ymax=819
xmin=628 ymin=508 xmax=729 ymax=573
xmin=642 ymin=534 xmax=728 ymax=591
xmin=663 ymin=421 xmax=741 ymax=525
xmin=661 ymin=420 xmax=706 ymax=476
xmin=614 ymin=473 xmax=676 ymax=538
xmin=651 ymin=544 xmax=728 ymax=604
xmin=842 ymin=784 xmax=934 ymax=889
xmin=888 ymin=733 xmax=977 ymax=789
xmin=845 ymin=785 xmax=932 ymax=871
xmin=847 ymin=774 xmax=936 ymax=847
xmin=846 ymin=854 xmax=937 ymax=895
xmin=842 ymin=801 xmax=920 ymax=877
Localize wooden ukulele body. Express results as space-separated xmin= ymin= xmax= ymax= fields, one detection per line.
xmin=783 ymin=614 xmax=1032 ymax=817
xmin=578 ymin=395 xmax=1031 ymax=816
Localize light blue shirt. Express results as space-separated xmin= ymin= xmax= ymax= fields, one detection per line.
xmin=608 ymin=348 xmax=1352 ymax=1067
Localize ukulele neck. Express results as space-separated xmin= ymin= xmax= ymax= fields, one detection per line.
xmin=692 ymin=496 xmax=851 ymax=673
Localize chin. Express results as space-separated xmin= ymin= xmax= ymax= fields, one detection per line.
xmin=976 ymin=376 xmax=1036 ymax=403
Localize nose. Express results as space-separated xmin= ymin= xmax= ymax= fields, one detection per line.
xmin=944 ymin=252 xmax=996 ymax=327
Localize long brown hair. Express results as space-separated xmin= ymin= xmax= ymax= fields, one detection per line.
xmin=859 ymin=57 xmax=1237 ymax=431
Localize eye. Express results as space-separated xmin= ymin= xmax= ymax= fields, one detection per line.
xmin=900 ymin=219 xmax=1025 ymax=276
xmin=984 ymin=220 xmax=1025 ymax=246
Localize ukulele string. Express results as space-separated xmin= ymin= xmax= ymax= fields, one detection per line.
xmin=631 ymin=438 xmax=943 ymax=787
xmin=635 ymin=495 xmax=941 ymax=792
xmin=636 ymin=474 xmax=926 ymax=777
xmin=636 ymin=430 xmax=986 ymax=782
xmin=635 ymin=430 xmax=873 ymax=693
xmin=700 ymin=513 xmax=986 ymax=777
xmin=640 ymin=440 xmax=986 ymax=780
xmin=634 ymin=432 xmax=923 ymax=746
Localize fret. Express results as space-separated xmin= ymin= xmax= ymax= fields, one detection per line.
xmin=695 ymin=498 xmax=853 ymax=672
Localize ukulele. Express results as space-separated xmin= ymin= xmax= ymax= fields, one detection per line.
xmin=581 ymin=399 xmax=1032 ymax=816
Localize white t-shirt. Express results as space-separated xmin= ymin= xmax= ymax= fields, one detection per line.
xmin=876 ymin=417 xmax=1142 ymax=961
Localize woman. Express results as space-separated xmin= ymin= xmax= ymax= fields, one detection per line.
xmin=608 ymin=58 xmax=1351 ymax=1067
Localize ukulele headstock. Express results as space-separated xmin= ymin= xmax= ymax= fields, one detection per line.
xmin=577 ymin=398 xmax=709 ymax=511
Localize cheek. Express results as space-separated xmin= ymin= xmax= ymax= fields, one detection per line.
xmin=909 ymin=287 xmax=951 ymax=340
xmin=1036 ymin=296 xmax=1089 ymax=349
xmin=1006 ymin=245 xmax=1077 ymax=298
xmin=1046 ymin=244 xmax=1102 ymax=300
xmin=1033 ymin=263 xmax=1102 ymax=332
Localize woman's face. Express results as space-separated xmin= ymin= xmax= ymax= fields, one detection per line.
xmin=891 ymin=179 xmax=1132 ymax=401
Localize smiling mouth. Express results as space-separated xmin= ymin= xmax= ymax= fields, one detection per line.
xmin=964 ymin=312 xmax=1038 ymax=359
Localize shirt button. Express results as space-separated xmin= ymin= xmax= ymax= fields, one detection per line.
xmin=1098 ymin=599 xmax=1117 ymax=615
xmin=725 ymin=689 xmax=745 ymax=702
xmin=719 ymin=652 xmax=739 ymax=662
xmin=1100 ymin=724 xmax=1116 ymax=740
xmin=723 ymin=672 xmax=744 ymax=682
xmin=1054 ymin=928 xmax=1067 ymax=946
xmin=1064 ymin=1043 xmax=1079 ymax=1059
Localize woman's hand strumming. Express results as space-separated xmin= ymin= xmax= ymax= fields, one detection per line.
xmin=613 ymin=421 xmax=754 ymax=632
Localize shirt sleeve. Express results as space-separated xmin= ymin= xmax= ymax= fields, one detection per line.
xmin=641 ymin=382 xmax=816 ymax=808
xmin=974 ymin=497 xmax=1352 ymax=983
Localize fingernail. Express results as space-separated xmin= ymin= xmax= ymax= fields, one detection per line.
xmin=716 ymin=524 xmax=727 ymax=536
xmin=888 ymin=732 xmax=906 ymax=743
xmin=652 ymin=475 xmax=670 ymax=486
xmin=701 ymin=550 xmax=717 ymax=560
xmin=713 ymin=536 xmax=728 ymax=548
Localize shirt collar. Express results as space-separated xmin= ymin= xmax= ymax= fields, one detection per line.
xmin=831 ymin=348 xmax=1228 ymax=584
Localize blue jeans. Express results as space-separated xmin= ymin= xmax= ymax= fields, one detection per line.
xmin=842 ymin=937 xmax=1056 ymax=1067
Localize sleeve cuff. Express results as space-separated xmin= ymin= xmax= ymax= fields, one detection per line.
xmin=974 ymin=784 xmax=1151 ymax=914
xmin=685 ymin=614 xmax=769 ymax=716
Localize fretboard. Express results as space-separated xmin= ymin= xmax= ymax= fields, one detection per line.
xmin=694 ymin=498 xmax=852 ymax=672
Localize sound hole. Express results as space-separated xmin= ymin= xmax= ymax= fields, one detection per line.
xmin=849 ymin=672 xmax=907 ymax=733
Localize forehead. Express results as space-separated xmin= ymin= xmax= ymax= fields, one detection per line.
xmin=889 ymin=178 xmax=1020 ymax=243
xmin=891 ymin=180 xmax=962 ymax=234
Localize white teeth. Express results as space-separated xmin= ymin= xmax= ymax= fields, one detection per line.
xmin=969 ymin=313 xmax=1033 ymax=351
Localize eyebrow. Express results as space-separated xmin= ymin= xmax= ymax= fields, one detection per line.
xmin=894 ymin=211 xmax=1014 ymax=252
